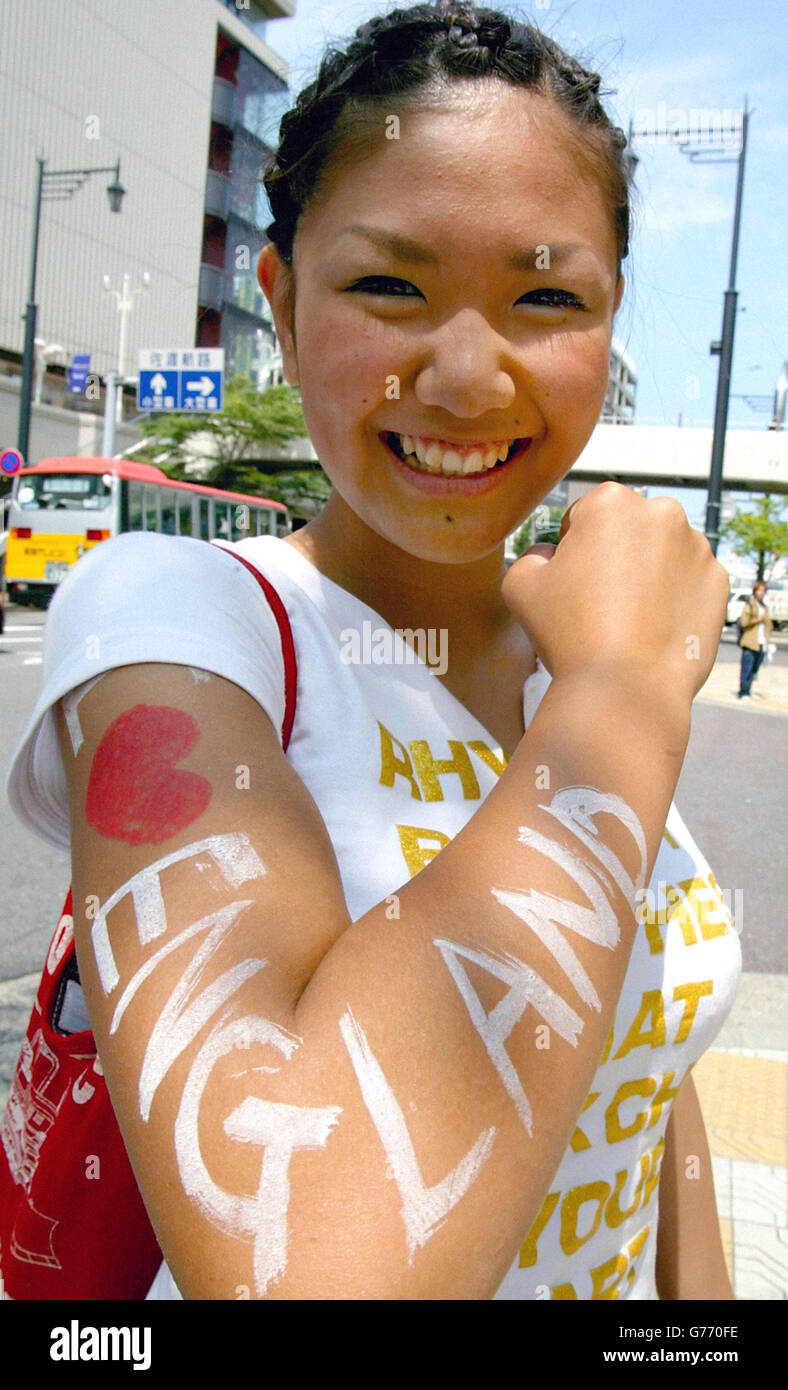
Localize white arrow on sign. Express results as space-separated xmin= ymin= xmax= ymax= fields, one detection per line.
xmin=150 ymin=372 xmax=168 ymax=393
xmin=186 ymin=376 xmax=215 ymax=396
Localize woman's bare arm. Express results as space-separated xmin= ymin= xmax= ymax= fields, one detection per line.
xmin=59 ymin=486 xmax=729 ymax=1299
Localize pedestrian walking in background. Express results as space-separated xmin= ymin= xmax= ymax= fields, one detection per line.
xmin=738 ymin=580 xmax=772 ymax=699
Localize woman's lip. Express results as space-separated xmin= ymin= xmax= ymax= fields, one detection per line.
xmin=394 ymin=432 xmax=512 ymax=450
xmin=380 ymin=432 xmax=532 ymax=495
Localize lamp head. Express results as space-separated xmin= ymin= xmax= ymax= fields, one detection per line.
xmin=106 ymin=160 xmax=125 ymax=213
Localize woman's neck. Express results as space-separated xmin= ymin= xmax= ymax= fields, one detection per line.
xmin=284 ymin=490 xmax=513 ymax=645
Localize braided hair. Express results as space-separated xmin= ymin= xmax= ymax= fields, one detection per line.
xmin=264 ymin=2 xmax=633 ymax=277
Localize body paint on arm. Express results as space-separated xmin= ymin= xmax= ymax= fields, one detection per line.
xmin=438 ymin=787 xmax=647 ymax=1134
xmin=85 ymin=704 xmax=212 ymax=845
xmin=89 ymin=831 xmax=341 ymax=1296
xmin=90 ymin=831 xmax=266 ymax=993
xmin=174 ymin=1014 xmax=341 ymax=1297
xmin=62 ymin=675 xmax=104 ymax=755
xmin=339 ymin=1007 xmax=496 ymax=1262
xmin=433 ymin=939 xmax=583 ymax=1135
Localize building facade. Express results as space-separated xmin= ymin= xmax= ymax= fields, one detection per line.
xmin=603 ymin=337 xmax=637 ymax=424
xmin=0 ymin=0 xmax=293 ymax=461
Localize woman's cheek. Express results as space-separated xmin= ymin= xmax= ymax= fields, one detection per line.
xmin=548 ymin=337 xmax=611 ymax=420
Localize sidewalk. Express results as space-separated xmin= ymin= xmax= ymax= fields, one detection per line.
xmin=691 ymin=646 xmax=788 ymax=1296
xmin=693 ymin=974 xmax=787 ymax=1299
xmin=698 ymin=648 xmax=788 ymax=715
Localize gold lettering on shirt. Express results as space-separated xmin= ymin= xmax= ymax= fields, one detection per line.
xmin=569 ymin=1091 xmax=600 ymax=1153
xmin=519 ymin=1190 xmax=561 ymax=1267
xmin=396 ymin=824 xmax=451 ymax=877
xmin=467 ymin=740 xmax=508 ymax=778
xmin=559 ymin=1180 xmax=609 ymax=1256
xmin=409 ymin=739 xmax=480 ymax=801
xmin=588 ymin=1223 xmax=650 ymax=1299
xmin=641 ymin=874 xmax=732 ymax=955
xmin=613 ymin=990 xmax=667 ymax=1060
xmin=605 ymin=1077 xmax=658 ymax=1144
xmin=378 ymin=722 xmax=422 ymax=800
xmin=672 ymin=980 xmax=714 ymax=1042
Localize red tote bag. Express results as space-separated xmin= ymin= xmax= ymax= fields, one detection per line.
xmin=0 ymin=891 xmax=162 ymax=1299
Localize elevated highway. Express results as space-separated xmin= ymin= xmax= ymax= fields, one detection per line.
xmin=568 ymin=425 xmax=787 ymax=495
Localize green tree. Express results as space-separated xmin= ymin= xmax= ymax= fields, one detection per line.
xmin=720 ymin=494 xmax=788 ymax=581
xmin=127 ymin=378 xmax=330 ymax=510
xmin=511 ymin=504 xmax=565 ymax=557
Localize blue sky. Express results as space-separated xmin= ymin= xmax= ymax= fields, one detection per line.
xmin=264 ymin=0 xmax=787 ymax=552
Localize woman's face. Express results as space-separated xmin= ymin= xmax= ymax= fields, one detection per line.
xmin=261 ymin=82 xmax=624 ymax=564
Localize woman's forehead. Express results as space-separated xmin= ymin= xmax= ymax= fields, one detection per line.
xmin=296 ymin=84 xmax=618 ymax=267
xmin=301 ymin=84 xmax=611 ymax=225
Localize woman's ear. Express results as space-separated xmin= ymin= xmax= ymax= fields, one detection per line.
xmin=613 ymin=274 xmax=625 ymax=315
xmin=257 ymin=244 xmax=299 ymax=385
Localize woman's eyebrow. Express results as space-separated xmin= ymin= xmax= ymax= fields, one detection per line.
xmin=340 ymin=225 xmax=593 ymax=270
xmin=342 ymin=224 xmax=439 ymax=264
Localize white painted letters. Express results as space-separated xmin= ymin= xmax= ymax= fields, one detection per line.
xmin=339 ymin=1008 xmax=496 ymax=1260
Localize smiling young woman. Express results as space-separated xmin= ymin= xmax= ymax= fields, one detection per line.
xmin=4 ymin=2 xmax=738 ymax=1302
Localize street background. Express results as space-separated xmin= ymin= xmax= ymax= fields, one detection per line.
xmin=1 ymin=0 xmax=786 ymax=1304
xmin=1 ymin=603 xmax=786 ymax=1298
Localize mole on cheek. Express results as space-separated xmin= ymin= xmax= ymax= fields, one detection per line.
xmin=444 ymin=514 xmax=454 ymax=524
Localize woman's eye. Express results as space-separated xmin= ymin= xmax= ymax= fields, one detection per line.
xmin=346 ymin=276 xmax=424 ymax=298
xmin=516 ymin=288 xmax=588 ymax=310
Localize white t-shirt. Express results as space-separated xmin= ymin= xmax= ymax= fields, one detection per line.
xmin=6 ymin=532 xmax=742 ymax=1301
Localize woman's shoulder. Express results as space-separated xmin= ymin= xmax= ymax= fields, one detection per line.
xmin=52 ymin=530 xmax=240 ymax=603
xmin=30 ymin=531 xmax=301 ymax=719
xmin=7 ymin=537 xmax=295 ymax=850
xmin=44 ymin=531 xmax=286 ymax=641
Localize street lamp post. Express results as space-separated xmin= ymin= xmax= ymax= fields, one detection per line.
xmin=628 ymin=105 xmax=750 ymax=554
xmin=103 ymin=271 xmax=151 ymax=423
xmin=705 ymin=106 xmax=750 ymax=554
xmin=17 ymin=156 xmax=125 ymax=462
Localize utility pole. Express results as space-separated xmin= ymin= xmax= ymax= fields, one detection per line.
xmin=706 ymin=106 xmax=750 ymax=554
xmin=628 ymin=103 xmax=750 ymax=554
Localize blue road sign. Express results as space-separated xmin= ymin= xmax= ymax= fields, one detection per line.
xmin=181 ymin=370 xmax=223 ymax=411
xmin=67 ymin=354 xmax=91 ymax=394
xmin=138 ymin=350 xmax=224 ymax=412
xmin=138 ymin=369 xmax=180 ymax=411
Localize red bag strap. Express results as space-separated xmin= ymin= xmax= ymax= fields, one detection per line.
xmin=215 ymin=545 xmax=298 ymax=750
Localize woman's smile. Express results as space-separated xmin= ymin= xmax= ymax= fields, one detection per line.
xmin=263 ymin=80 xmax=623 ymax=566
xmin=381 ymin=429 xmax=533 ymax=495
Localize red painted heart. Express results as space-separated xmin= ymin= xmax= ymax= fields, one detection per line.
xmin=85 ymin=705 xmax=212 ymax=845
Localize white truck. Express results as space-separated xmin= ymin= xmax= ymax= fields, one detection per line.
xmin=726 ymin=581 xmax=788 ymax=632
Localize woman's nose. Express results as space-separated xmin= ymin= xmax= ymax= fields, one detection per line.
xmin=414 ymin=309 xmax=516 ymax=417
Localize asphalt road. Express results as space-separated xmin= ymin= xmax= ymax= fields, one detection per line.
xmin=0 ymin=605 xmax=786 ymax=984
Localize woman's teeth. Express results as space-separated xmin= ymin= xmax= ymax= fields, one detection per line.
xmin=395 ymin=433 xmax=515 ymax=476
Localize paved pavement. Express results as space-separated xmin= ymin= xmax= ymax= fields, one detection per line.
xmin=670 ymin=637 xmax=787 ymax=1298
xmin=0 ymin=611 xmax=785 ymax=1299
xmin=698 ymin=637 xmax=788 ymax=716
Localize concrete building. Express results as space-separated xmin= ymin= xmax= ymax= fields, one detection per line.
xmin=0 ymin=0 xmax=293 ymax=462
xmin=603 ymin=337 xmax=637 ymax=424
